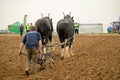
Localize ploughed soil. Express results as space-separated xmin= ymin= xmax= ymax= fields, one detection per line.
xmin=0 ymin=34 xmax=120 ymax=80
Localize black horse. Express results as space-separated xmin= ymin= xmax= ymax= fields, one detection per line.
xmin=35 ymin=13 xmax=54 ymax=69
xmin=57 ymin=12 xmax=74 ymax=59
xmin=35 ymin=13 xmax=53 ymax=54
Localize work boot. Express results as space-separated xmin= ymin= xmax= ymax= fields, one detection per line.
xmin=25 ymin=69 xmax=29 ymax=76
xmin=60 ymin=56 xmax=64 ymax=60
xmin=31 ymin=70 xmax=36 ymax=75
xmin=40 ymin=63 xmax=46 ymax=70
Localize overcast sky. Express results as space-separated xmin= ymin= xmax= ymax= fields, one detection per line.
xmin=0 ymin=0 xmax=120 ymax=32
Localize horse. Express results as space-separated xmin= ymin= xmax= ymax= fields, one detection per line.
xmin=57 ymin=12 xmax=74 ymax=59
xmin=35 ymin=13 xmax=53 ymax=54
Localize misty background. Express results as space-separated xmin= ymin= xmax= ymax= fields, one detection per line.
xmin=0 ymin=0 xmax=120 ymax=32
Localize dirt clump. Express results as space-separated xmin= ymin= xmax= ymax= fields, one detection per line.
xmin=0 ymin=34 xmax=120 ymax=80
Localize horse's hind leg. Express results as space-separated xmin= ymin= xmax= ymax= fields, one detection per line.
xmin=64 ymin=40 xmax=70 ymax=58
xmin=65 ymin=45 xmax=70 ymax=58
xmin=69 ymin=45 xmax=74 ymax=56
xmin=69 ymin=38 xmax=74 ymax=56
xmin=60 ymin=37 xmax=65 ymax=59
xmin=49 ymin=35 xmax=54 ymax=52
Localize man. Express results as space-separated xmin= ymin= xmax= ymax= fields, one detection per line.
xmin=30 ymin=23 xmax=33 ymax=27
xmin=74 ymin=22 xmax=79 ymax=35
xmin=107 ymin=23 xmax=113 ymax=33
xmin=19 ymin=25 xmax=42 ymax=75
xmin=26 ymin=23 xmax=31 ymax=32
xmin=20 ymin=24 xmax=24 ymax=36
xmin=71 ymin=16 xmax=74 ymax=25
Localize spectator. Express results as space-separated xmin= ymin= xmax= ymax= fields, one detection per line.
xmin=20 ymin=24 xmax=24 ymax=36
xmin=71 ymin=16 xmax=74 ymax=25
xmin=74 ymin=22 xmax=79 ymax=35
xmin=107 ymin=23 xmax=113 ymax=33
xmin=26 ymin=23 xmax=31 ymax=32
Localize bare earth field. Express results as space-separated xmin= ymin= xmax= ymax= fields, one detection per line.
xmin=0 ymin=34 xmax=120 ymax=80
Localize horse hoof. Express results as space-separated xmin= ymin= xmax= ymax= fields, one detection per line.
xmin=40 ymin=64 xmax=46 ymax=70
xmin=60 ymin=56 xmax=64 ymax=60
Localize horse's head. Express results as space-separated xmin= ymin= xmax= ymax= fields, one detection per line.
xmin=41 ymin=13 xmax=50 ymax=19
xmin=41 ymin=13 xmax=52 ymax=24
xmin=63 ymin=12 xmax=73 ymax=20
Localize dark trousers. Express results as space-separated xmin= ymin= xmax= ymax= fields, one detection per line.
xmin=26 ymin=48 xmax=38 ymax=74
xmin=75 ymin=29 xmax=79 ymax=34
xmin=20 ymin=31 xmax=23 ymax=36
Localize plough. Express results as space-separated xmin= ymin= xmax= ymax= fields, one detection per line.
xmin=19 ymin=51 xmax=55 ymax=70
